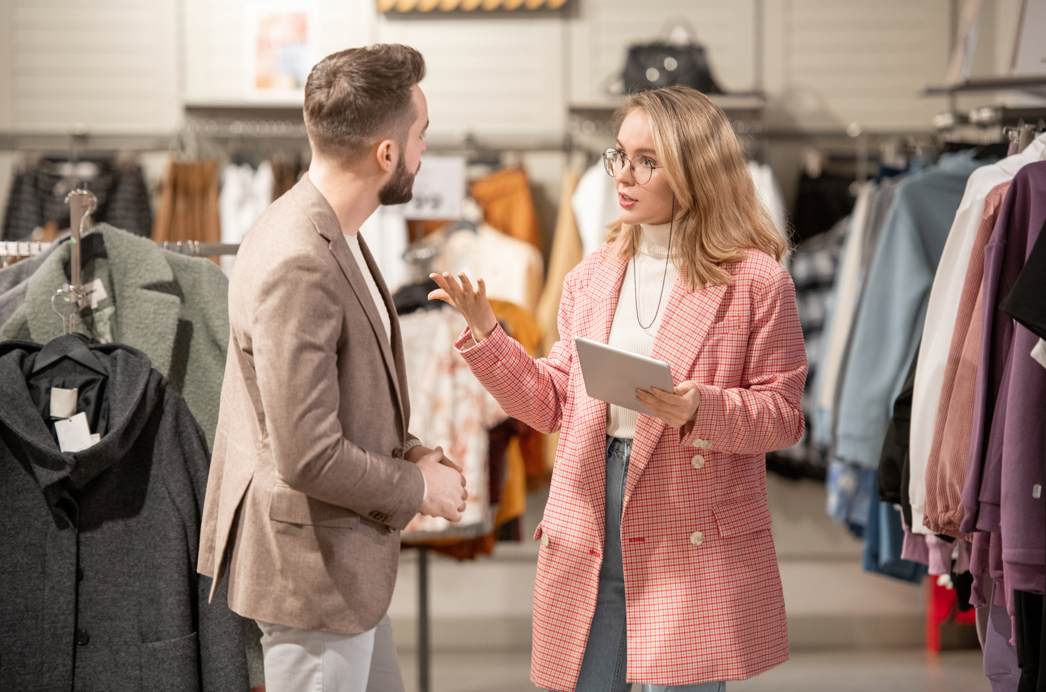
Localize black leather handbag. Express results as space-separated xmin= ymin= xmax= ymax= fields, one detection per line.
xmin=622 ymin=20 xmax=723 ymax=95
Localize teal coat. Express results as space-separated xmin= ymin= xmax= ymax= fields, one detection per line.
xmin=0 ymin=224 xmax=229 ymax=448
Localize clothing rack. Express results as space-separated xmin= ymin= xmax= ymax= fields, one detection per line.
xmin=0 ymin=239 xmax=241 ymax=259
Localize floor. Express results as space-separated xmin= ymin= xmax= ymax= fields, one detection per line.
xmin=396 ymin=648 xmax=990 ymax=692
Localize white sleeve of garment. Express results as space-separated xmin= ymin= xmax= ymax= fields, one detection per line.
xmin=908 ymin=179 xmax=987 ymax=535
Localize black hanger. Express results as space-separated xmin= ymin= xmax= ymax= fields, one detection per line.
xmin=32 ymin=333 xmax=107 ymax=376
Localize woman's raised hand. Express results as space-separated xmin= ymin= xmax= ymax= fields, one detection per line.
xmin=428 ymin=272 xmax=499 ymax=343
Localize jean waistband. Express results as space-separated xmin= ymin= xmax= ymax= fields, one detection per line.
xmin=605 ymin=436 xmax=633 ymax=457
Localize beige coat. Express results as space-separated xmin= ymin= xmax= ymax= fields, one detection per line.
xmin=198 ymin=175 xmax=425 ymax=634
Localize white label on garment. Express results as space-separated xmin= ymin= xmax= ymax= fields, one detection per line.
xmin=1034 ymin=485 xmax=1042 ymax=500
xmin=50 ymin=387 xmax=78 ymax=419
xmin=86 ymin=279 xmax=107 ymax=309
xmin=89 ymin=433 xmax=100 ymax=445
xmin=55 ymin=412 xmax=95 ymax=453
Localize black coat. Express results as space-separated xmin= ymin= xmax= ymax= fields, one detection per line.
xmin=0 ymin=339 xmax=247 ymax=691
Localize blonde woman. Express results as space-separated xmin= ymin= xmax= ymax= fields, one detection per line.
xmin=431 ymin=86 xmax=807 ymax=692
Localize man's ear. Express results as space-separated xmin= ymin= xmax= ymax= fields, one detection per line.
xmin=375 ymin=139 xmax=396 ymax=174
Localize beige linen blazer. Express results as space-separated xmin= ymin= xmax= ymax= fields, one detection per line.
xmin=198 ymin=175 xmax=425 ymax=634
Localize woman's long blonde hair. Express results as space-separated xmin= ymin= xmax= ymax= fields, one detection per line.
xmin=605 ymin=86 xmax=788 ymax=290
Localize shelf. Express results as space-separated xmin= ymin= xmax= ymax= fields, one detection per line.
xmin=570 ymin=92 xmax=767 ymax=116
xmin=923 ymin=75 xmax=1046 ymax=96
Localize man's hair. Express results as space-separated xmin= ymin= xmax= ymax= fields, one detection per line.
xmin=304 ymin=44 xmax=426 ymax=166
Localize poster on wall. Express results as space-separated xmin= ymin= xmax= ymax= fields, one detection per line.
xmin=244 ymin=2 xmax=318 ymax=101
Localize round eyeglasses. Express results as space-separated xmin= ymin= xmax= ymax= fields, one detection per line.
xmin=603 ymin=148 xmax=660 ymax=185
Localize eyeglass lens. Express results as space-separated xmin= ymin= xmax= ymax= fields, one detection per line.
xmin=603 ymin=150 xmax=653 ymax=184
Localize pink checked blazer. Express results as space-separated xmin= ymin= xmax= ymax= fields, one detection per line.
xmin=457 ymin=246 xmax=807 ymax=690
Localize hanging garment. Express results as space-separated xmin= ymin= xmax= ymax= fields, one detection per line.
xmin=910 ymin=134 xmax=1046 ymax=536
xmin=535 ymin=167 xmax=583 ymax=356
xmin=921 ymin=182 xmax=1010 ymax=539
xmin=271 ymin=158 xmax=301 ymax=200
xmin=747 ymin=160 xmax=789 ymax=241
xmin=572 ymin=161 xmax=620 ymax=258
xmin=430 ymin=223 xmax=544 ymax=315
xmin=813 ymin=176 xmax=900 ymax=449
xmin=791 ymin=171 xmax=855 ymax=246
xmin=218 ymin=161 xmax=274 ymax=276
xmin=2 ymin=160 xmax=153 ymax=241
xmin=835 ymin=151 xmax=990 ymax=469
xmin=0 ymin=339 xmax=248 ymax=691
xmin=877 ymin=345 xmax=919 ymax=518
xmin=773 ymin=215 xmax=848 ymax=475
xmin=152 ymin=159 xmax=221 ymax=247
xmin=961 ymin=161 xmax=1046 ymax=596
xmin=0 ymin=224 xmax=230 ymax=448
xmin=105 ymin=161 xmax=155 ymax=238
xmin=399 ymin=306 xmax=504 ymax=539
xmin=470 ymin=167 xmax=542 ymax=250
xmin=862 ymin=482 xmax=927 ymax=584
xmin=0 ymin=239 xmax=63 ymax=325
xmin=1001 ymin=216 xmax=1046 ymax=342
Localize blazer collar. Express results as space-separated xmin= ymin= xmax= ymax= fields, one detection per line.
xmin=22 ymin=225 xmax=183 ymax=376
xmin=293 ymin=175 xmax=408 ymax=435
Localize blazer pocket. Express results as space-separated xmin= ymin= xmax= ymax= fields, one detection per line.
xmin=269 ymin=483 xmax=360 ymax=529
xmin=140 ymin=631 xmax=200 ymax=692
xmin=713 ymin=494 xmax=772 ymax=538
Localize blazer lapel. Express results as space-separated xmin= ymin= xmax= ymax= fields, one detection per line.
xmin=624 ymin=276 xmax=728 ymax=508
xmin=574 ymin=250 xmax=628 ymax=534
xmin=294 ymin=177 xmax=408 ymax=438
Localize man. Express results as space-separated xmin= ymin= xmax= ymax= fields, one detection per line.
xmin=198 ymin=44 xmax=468 ymax=692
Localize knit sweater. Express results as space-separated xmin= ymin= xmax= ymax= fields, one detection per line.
xmin=606 ymin=221 xmax=678 ymax=438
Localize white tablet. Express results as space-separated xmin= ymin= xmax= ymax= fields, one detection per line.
xmin=574 ymin=337 xmax=675 ymax=417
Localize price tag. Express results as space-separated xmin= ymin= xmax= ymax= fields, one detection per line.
xmin=50 ymin=387 xmax=78 ymax=419
xmin=55 ymin=412 xmax=96 ymax=453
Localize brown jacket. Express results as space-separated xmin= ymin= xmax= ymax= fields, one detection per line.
xmin=198 ymin=175 xmax=425 ymax=634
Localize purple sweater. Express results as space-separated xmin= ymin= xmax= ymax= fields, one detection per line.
xmin=961 ymin=160 xmax=1046 ymax=593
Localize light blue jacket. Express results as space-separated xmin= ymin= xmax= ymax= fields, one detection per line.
xmin=834 ymin=150 xmax=988 ymax=467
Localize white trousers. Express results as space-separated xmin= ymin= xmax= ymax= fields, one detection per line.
xmin=256 ymin=614 xmax=406 ymax=692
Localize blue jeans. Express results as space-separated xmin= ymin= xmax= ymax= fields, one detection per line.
xmin=568 ymin=437 xmax=725 ymax=692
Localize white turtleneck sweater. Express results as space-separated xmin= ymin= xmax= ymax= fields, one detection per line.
xmin=606 ymin=221 xmax=679 ymax=439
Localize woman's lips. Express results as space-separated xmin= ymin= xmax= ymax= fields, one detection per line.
xmin=619 ymin=193 xmax=637 ymax=209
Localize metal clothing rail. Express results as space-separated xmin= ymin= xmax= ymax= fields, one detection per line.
xmin=0 ymin=239 xmax=240 ymax=258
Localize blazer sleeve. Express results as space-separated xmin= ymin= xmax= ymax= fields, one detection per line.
xmin=455 ymin=265 xmax=578 ymax=435
xmin=252 ymin=250 xmax=424 ymax=529
xmin=682 ymin=265 xmax=807 ymax=454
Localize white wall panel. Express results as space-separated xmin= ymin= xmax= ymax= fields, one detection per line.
xmin=5 ymin=0 xmax=178 ymax=132
xmin=770 ymin=0 xmax=952 ymax=130
xmin=376 ymin=16 xmax=566 ymax=139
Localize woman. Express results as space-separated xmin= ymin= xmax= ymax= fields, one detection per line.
xmin=431 ymin=86 xmax=807 ymax=692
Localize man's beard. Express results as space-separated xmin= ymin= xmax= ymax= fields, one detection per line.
xmin=378 ymin=153 xmax=418 ymax=206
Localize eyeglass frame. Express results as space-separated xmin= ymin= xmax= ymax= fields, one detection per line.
xmin=602 ymin=148 xmax=661 ymax=185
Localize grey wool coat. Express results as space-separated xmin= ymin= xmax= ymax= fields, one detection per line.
xmin=0 ymin=339 xmax=248 ymax=691
xmin=0 ymin=224 xmax=230 ymax=448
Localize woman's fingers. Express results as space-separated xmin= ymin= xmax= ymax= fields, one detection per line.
xmin=459 ymin=272 xmax=475 ymax=294
xmin=477 ymin=277 xmax=487 ymax=299
xmin=427 ymin=288 xmax=451 ymax=303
